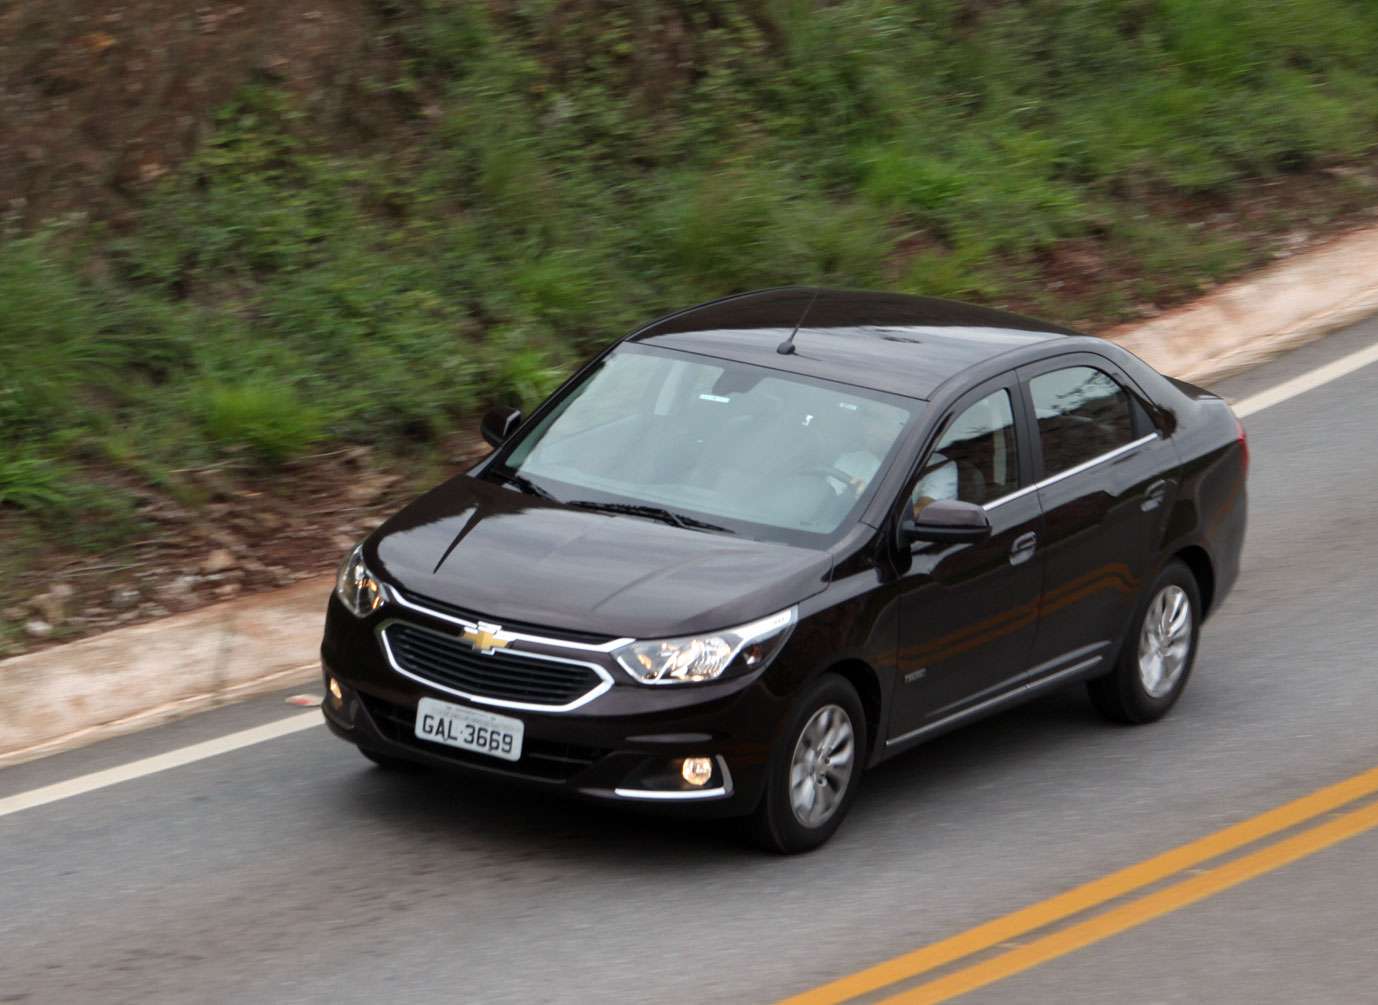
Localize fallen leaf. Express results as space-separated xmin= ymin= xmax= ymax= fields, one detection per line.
xmin=78 ymin=31 xmax=117 ymax=54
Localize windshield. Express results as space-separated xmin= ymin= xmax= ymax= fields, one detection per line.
xmin=494 ymin=344 xmax=920 ymax=544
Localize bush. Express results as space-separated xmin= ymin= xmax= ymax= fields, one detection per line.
xmin=200 ymin=383 xmax=326 ymax=464
xmin=0 ymin=454 xmax=75 ymax=511
xmin=0 ymin=235 xmax=103 ymax=445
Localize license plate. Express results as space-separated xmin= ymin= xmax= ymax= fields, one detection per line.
xmin=414 ymin=696 xmax=524 ymax=762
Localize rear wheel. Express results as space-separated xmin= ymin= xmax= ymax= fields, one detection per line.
xmin=1088 ymin=560 xmax=1201 ymax=724
xmin=751 ymin=674 xmax=867 ymax=854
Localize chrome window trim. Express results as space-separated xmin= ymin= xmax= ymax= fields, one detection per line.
xmin=384 ymin=584 xmax=634 ymax=653
xmin=984 ymin=433 xmax=1158 ymax=511
xmin=612 ymin=757 xmax=735 ymax=801
xmin=979 ymin=482 xmax=1040 ymax=511
xmin=377 ymin=620 xmax=615 ymax=714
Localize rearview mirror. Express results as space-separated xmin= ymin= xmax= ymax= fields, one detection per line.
xmin=480 ymin=406 xmax=523 ymax=448
xmin=900 ymin=498 xmax=991 ymax=546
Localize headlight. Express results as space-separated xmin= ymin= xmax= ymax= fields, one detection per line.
xmin=615 ymin=607 xmax=796 ymax=684
xmin=335 ymin=545 xmax=384 ymax=617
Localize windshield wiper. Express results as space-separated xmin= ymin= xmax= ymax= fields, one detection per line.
xmin=565 ymin=500 xmax=732 ymax=534
xmin=492 ymin=470 xmax=557 ymax=501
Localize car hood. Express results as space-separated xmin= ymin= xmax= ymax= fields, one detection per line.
xmin=368 ymin=474 xmax=833 ymax=639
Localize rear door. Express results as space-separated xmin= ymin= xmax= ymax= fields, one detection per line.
xmin=1017 ymin=353 xmax=1178 ymax=677
xmin=888 ymin=375 xmax=1045 ymax=741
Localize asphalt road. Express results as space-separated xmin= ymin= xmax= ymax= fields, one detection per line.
xmin=5 ymin=315 xmax=1378 ymax=1004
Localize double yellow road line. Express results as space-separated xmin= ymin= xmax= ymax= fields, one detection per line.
xmin=780 ymin=764 xmax=1378 ymax=1005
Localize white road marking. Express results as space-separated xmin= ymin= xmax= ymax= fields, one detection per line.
xmin=0 ymin=712 xmax=321 ymax=819
xmin=5 ymin=334 xmax=1378 ymax=818
xmin=1232 ymin=340 xmax=1378 ymax=418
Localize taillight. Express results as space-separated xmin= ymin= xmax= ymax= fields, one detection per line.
xmin=1235 ymin=417 xmax=1249 ymax=476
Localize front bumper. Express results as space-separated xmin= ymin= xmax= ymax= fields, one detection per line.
xmin=320 ymin=595 xmax=789 ymax=817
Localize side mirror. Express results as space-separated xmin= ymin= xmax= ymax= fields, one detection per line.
xmin=480 ymin=406 xmax=523 ymax=448
xmin=900 ymin=498 xmax=991 ymax=546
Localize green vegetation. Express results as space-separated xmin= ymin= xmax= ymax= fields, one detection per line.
xmin=4 ymin=0 xmax=1378 ymax=543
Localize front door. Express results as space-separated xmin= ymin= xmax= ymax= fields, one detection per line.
xmin=888 ymin=379 xmax=1045 ymax=741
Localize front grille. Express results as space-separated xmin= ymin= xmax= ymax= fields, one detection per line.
xmin=360 ymin=694 xmax=606 ymax=781
xmin=383 ymin=621 xmax=604 ymax=707
xmin=394 ymin=588 xmax=616 ymax=645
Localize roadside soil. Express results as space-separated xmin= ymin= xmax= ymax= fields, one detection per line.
xmin=0 ymin=0 xmax=398 ymax=228
xmin=2 ymin=435 xmax=489 ymax=658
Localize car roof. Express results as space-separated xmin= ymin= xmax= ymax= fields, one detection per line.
xmin=627 ymin=287 xmax=1079 ymax=400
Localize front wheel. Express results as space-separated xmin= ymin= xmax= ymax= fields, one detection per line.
xmin=1088 ymin=560 xmax=1201 ymax=724
xmin=751 ymin=674 xmax=867 ymax=854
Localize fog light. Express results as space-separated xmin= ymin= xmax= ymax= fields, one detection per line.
xmin=680 ymin=757 xmax=713 ymax=787
xmin=327 ymin=676 xmax=344 ymax=709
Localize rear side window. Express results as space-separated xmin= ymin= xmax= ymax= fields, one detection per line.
xmin=1029 ymin=366 xmax=1134 ymax=476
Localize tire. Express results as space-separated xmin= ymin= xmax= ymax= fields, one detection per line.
xmin=1088 ymin=560 xmax=1201 ymax=724
xmin=358 ymin=745 xmax=425 ymax=772
xmin=751 ymin=674 xmax=867 ymax=854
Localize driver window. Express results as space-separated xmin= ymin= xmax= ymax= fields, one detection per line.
xmin=911 ymin=389 xmax=1018 ymax=515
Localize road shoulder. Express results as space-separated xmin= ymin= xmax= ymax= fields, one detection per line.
xmin=0 ymin=576 xmax=328 ymax=767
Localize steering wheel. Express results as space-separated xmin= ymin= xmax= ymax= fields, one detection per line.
xmin=798 ymin=464 xmax=862 ymax=495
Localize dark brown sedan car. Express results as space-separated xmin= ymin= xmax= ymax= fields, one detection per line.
xmin=320 ymin=288 xmax=1248 ymax=852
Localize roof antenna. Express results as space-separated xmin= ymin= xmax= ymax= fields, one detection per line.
xmin=776 ymin=288 xmax=820 ymax=355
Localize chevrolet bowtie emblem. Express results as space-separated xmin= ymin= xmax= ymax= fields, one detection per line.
xmin=462 ymin=622 xmax=512 ymax=655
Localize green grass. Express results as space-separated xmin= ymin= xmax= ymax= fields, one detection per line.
xmin=200 ymin=383 xmax=327 ymax=464
xmin=3 ymin=0 xmax=1378 ymax=545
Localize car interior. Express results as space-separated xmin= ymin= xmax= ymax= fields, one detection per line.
xmin=515 ymin=352 xmax=915 ymax=533
xmin=913 ymin=393 xmax=1017 ymax=509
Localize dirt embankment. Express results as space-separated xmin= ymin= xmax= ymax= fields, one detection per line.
xmin=0 ymin=0 xmax=393 ymax=227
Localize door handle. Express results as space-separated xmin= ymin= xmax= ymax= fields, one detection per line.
xmin=1142 ymin=479 xmax=1170 ymax=512
xmin=1010 ymin=531 xmax=1038 ymax=566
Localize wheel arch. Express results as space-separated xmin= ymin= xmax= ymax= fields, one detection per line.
xmin=820 ymin=658 xmax=884 ymax=765
xmin=1172 ymin=544 xmax=1216 ymax=618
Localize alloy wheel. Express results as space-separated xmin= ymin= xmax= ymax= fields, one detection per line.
xmin=788 ymin=703 xmax=855 ymax=828
xmin=1138 ymin=584 xmax=1193 ymax=698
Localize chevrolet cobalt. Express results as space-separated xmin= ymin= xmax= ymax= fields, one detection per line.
xmin=320 ymin=288 xmax=1248 ymax=852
